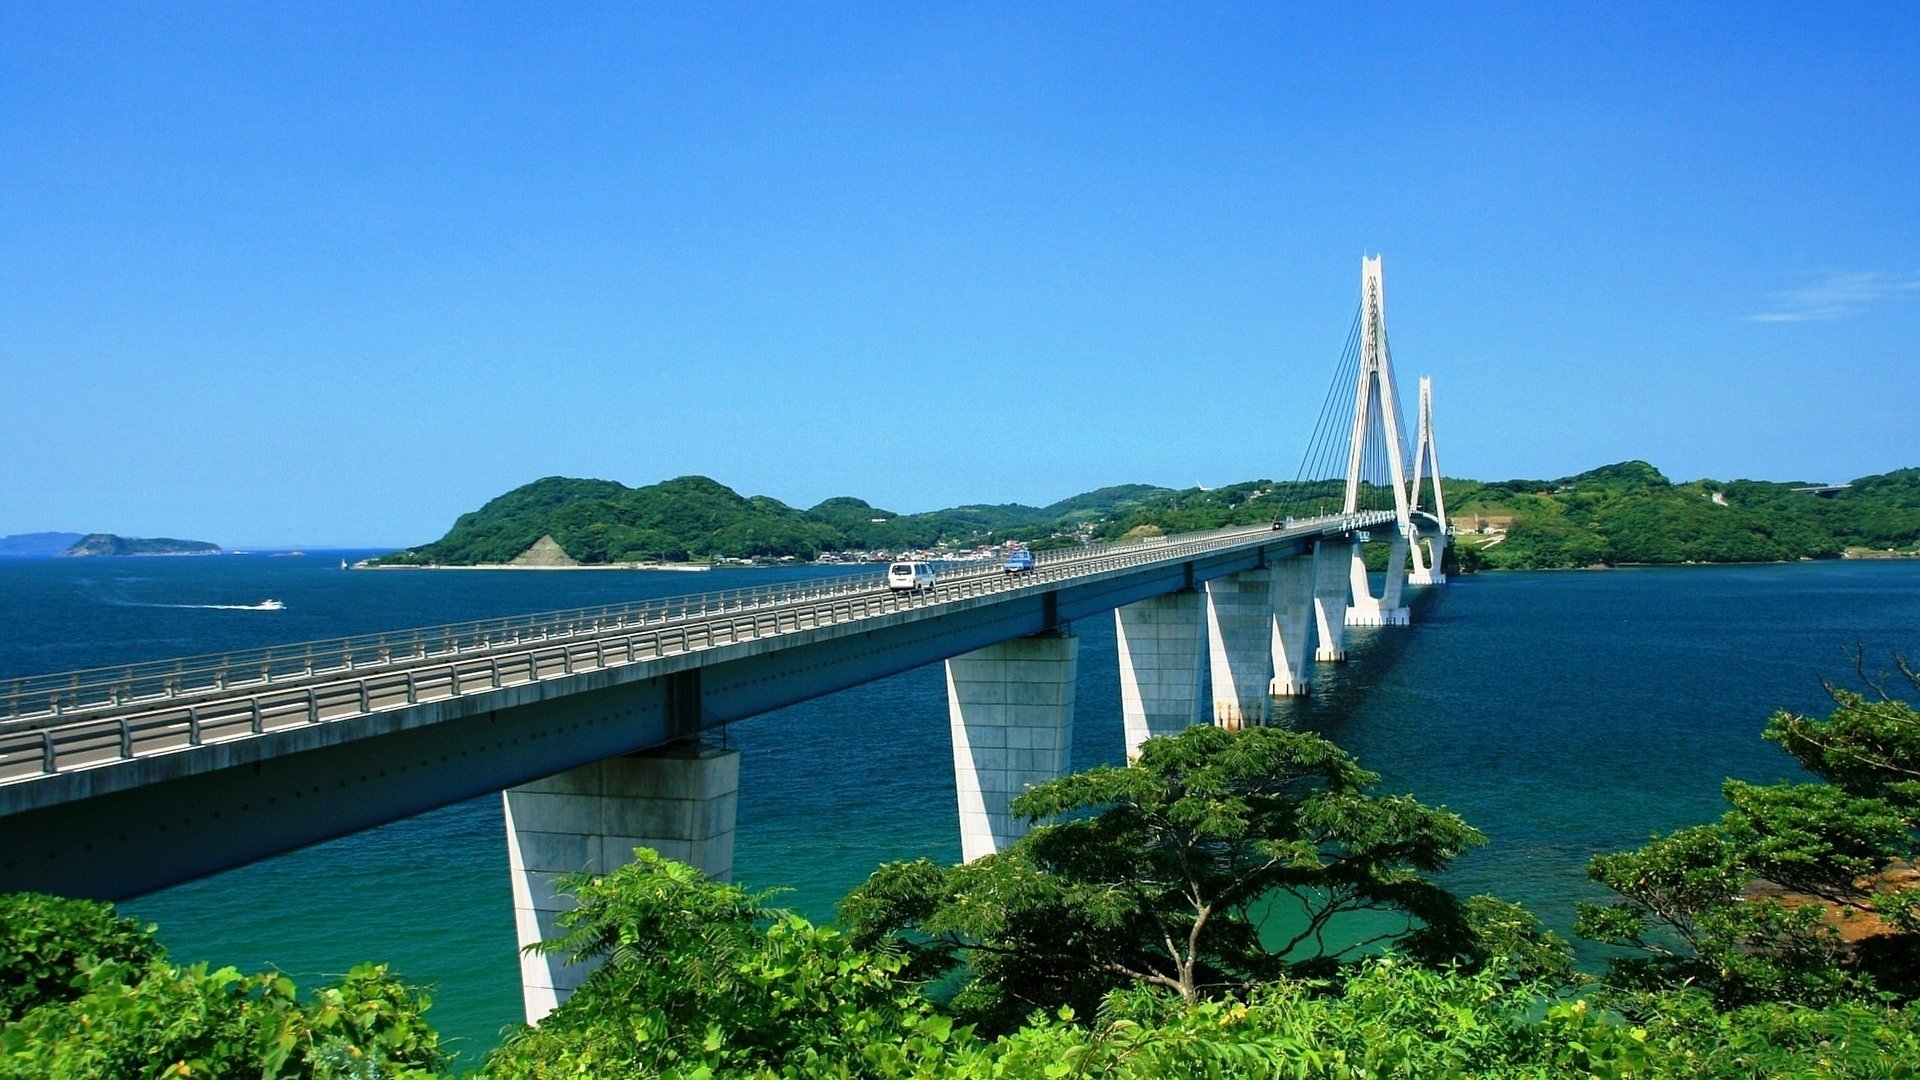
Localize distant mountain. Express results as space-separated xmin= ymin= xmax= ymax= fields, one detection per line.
xmin=1446 ymin=462 xmax=1920 ymax=569
xmin=62 ymin=534 xmax=222 ymax=558
xmin=0 ymin=532 xmax=86 ymax=559
xmin=372 ymin=476 xmax=1182 ymax=566
xmin=368 ymin=465 xmax=1920 ymax=570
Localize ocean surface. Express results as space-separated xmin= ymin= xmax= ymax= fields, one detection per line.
xmin=2 ymin=553 xmax=1917 ymax=1064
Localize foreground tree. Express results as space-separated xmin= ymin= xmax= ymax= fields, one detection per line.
xmin=841 ymin=725 xmax=1553 ymax=1031
xmin=484 ymin=849 xmax=945 ymax=1079
xmin=1578 ymin=653 xmax=1920 ymax=1007
xmin=0 ymin=893 xmax=442 ymax=1080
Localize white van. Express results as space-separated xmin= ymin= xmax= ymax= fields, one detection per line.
xmin=887 ymin=561 xmax=936 ymax=592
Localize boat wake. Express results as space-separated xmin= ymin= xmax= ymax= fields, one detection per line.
xmin=107 ymin=599 xmax=286 ymax=611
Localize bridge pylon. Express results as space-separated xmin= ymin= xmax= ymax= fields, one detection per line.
xmin=1342 ymin=255 xmax=1414 ymax=627
xmin=1406 ymin=376 xmax=1450 ymax=586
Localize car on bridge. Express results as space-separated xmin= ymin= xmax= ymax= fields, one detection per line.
xmin=887 ymin=561 xmax=936 ymax=592
xmin=1001 ymin=549 xmax=1035 ymax=575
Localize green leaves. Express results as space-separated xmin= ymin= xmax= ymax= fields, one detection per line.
xmin=1581 ymin=663 xmax=1920 ymax=1009
xmin=0 ymin=954 xmax=442 ymax=1080
xmin=844 ymin=725 xmax=1500 ymax=1030
xmin=0 ymin=893 xmax=159 ymax=1024
xmin=487 ymin=848 xmax=936 ymax=1079
xmin=1766 ymin=688 xmax=1920 ymax=805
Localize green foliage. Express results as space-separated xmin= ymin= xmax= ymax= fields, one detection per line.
xmin=483 ymin=848 xmax=937 ymax=1079
xmin=1767 ymin=680 xmax=1920 ymax=807
xmin=1580 ymin=658 xmax=1920 ymax=1009
xmin=0 ymin=956 xmax=442 ymax=1080
xmin=0 ymin=894 xmax=158 ymax=1023
xmin=0 ymin=893 xmax=442 ymax=1079
xmin=840 ymin=726 xmax=1537 ymax=1032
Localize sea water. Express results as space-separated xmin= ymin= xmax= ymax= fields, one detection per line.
xmin=1 ymin=554 xmax=1915 ymax=1063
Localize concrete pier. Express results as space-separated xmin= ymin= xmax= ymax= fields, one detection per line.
xmin=1268 ymin=555 xmax=1317 ymax=696
xmin=1206 ymin=567 xmax=1276 ymax=728
xmin=503 ymin=742 xmax=740 ymax=1022
xmin=1346 ymin=533 xmax=1410 ymax=627
xmin=947 ymin=631 xmax=1079 ymax=863
xmin=1409 ymin=533 xmax=1448 ymax=586
xmin=1313 ymin=539 xmax=1353 ymax=662
xmin=1115 ymin=591 xmax=1206 ymax=759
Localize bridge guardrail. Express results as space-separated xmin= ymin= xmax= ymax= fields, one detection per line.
xmin=0 ymin=528 xmax=1238 ymax=723
xmin=0 ymin=561 xmax=965 ymax=723
xmin=0 ymin=513 xmax=1389 ymax=783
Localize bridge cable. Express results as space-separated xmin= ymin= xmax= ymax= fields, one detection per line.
xmin=1287 ymin=303 xmax=1363 ymax=519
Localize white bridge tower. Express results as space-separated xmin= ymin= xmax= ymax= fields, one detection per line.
xmin=1406 ymin=376 xmax=1450 ymax=586
xmin=1341 ymin=255 xmax=1415 ymax=626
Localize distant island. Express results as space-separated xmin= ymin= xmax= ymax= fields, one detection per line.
xmin=0 ymin=532 xmax=87 ymax=559
xmin=59 ymin=534 xmax=222 ymax=558
xmin=368 ymin=463 xmax=1920 ymax=571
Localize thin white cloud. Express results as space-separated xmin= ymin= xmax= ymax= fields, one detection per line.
xmin=1747 ymin=270 xmax=1920 ymax=323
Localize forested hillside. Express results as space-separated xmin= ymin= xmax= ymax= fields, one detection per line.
xmin=373 ymin=477 xmax=1176 ymax=565
xmin=1449 ymin=462 xmax=1920 ymax=570
xmin=372 ymin=465 xmax=1920 ymax=568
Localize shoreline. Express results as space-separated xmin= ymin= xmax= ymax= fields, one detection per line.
xmin=355 ymin=561 xmax=712 ymax=572
xmin=1459 ymin=550 xmax=1920 ymax=573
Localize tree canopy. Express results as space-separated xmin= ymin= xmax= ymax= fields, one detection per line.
xmin=1577 ymin=653 xmax=1920 ymax=1009
xmin=0 ymin=893 xmax=442 ymax=1079
xmin=838 ymin=725 xmax=1558 ymax=1033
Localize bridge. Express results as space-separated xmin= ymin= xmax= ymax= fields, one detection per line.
xmin=0 ymin=255 xmax=1453 ymax=1021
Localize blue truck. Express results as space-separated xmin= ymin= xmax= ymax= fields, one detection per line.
xmin=1002 ymin=549 xmax=1036 ymax=575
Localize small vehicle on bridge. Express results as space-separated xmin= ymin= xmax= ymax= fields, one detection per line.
xmin=1001 ymin=549 xmax=1036 ymax=575
xmin=887 ymin=561 xmax=937 ymax=592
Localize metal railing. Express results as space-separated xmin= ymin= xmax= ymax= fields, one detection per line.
xmin=0 ymin=513 xmax=1389 ymax=784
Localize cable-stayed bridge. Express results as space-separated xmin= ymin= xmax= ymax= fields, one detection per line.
xmin=0 ymin=255 xmax=1453 ymax=1021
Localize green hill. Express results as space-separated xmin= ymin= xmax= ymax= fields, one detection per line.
xmin=372 ymin=466 xmax=1920 ymax=569
xmin=62 ymin=534 xmax=222 ymax=557
xmin=1448 ymin=462 xmax=1920 ymax=570
xmin=375 ymin=477 xmax=1187 ymax=566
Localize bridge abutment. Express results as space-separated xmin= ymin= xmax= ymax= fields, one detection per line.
xmin=503 ymin=741 xmax=740 ymax=1022
xmin=1268 ymin=555 xmax=1317 ymax=696
xmin=1206 ymin=568 xmax=1276 ymax=728
xmin=947 ymin=630 xmax=1079 ymax=863
xmin=1115 ymin=591 xmax=1206 ymax=759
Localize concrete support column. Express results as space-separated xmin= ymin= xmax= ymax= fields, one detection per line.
xmin=948 ymin=631 xmax=1078 ymax=863
xmin=1407 ymin=528 xmax=1432 ymax=581
xmin=1383 ymin=531 xmax=1410 ymax=609
xmin=1346 ymin=534 xmax=1411 ymax=627
xmin=504 ymin=742 xmax=740 ymax=1023
xmin=1115 ymin=591 xmax=1206 ymax=759
xmin=1206 ymin=567 xmax=1276 ymax=729
xmin=1269 ymin=555 xmax=1318 ymax=696
xmin=1313 ymin=539 xmax=1352 ymax=662
xmin=1409 ymin=533 xmax=1449 ymax=586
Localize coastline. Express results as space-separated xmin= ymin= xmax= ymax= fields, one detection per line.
xmin=1459 ymin=549 xmax=1920 ymax=573
xmin=355 ymin=561 xmax=711 ymax=572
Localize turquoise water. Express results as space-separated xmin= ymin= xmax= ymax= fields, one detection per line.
xmin=2 ymin=555 xmax=1916 ymax=1064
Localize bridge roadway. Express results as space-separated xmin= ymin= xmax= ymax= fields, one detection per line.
xmin=0 ymin=512 xmax=1393 ymax=900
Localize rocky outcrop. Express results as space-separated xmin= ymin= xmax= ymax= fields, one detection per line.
xmin=509 ymin=535 xmax=578 ymax=567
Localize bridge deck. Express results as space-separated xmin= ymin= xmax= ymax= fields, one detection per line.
xmin=0 ymin=514 xmax=1394 ymax=794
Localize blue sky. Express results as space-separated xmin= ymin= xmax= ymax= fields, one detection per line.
xmin=3 ymin=4 xmax=1916 ymax=547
